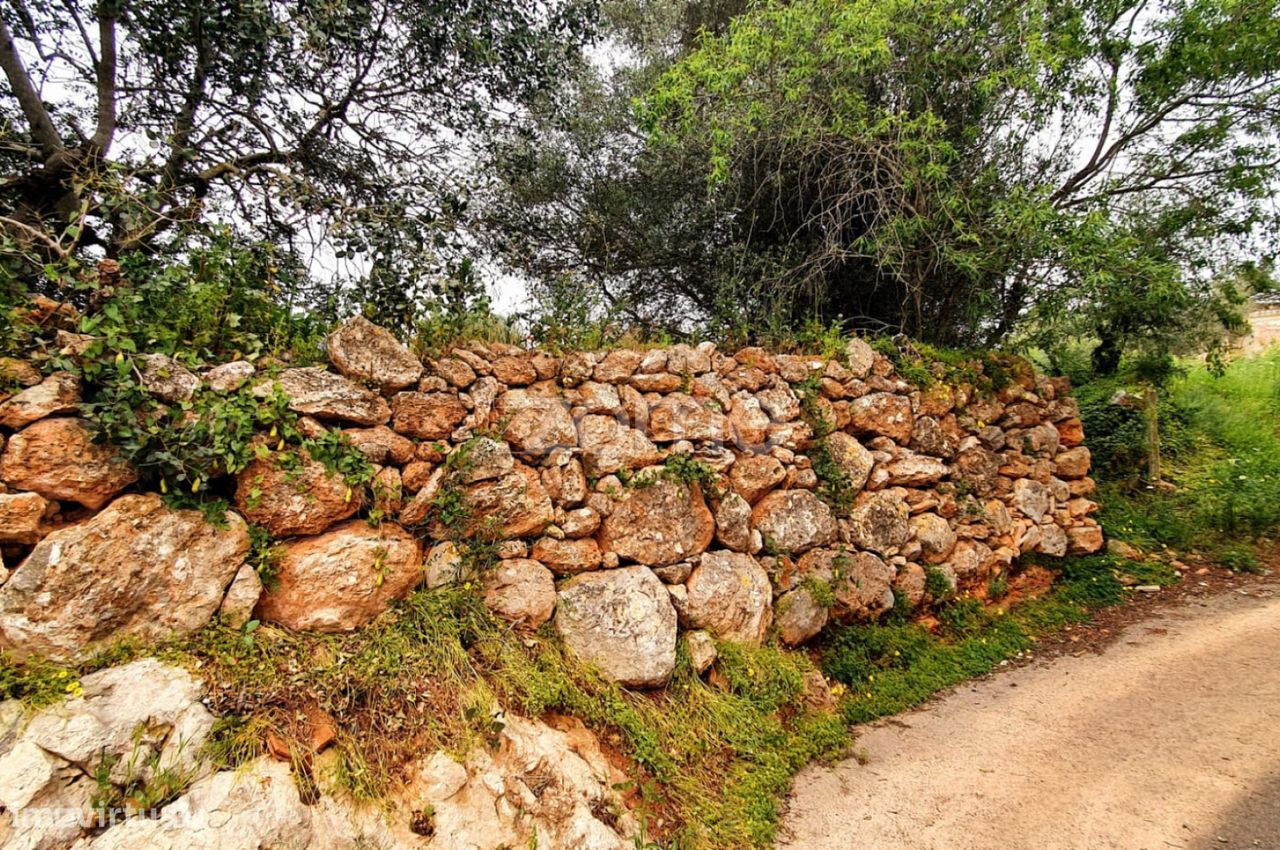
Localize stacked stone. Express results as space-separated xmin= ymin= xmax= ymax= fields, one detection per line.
xmin=0 ymin=316 xmax=1102 ymax=685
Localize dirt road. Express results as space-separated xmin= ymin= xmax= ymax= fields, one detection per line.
xmin=779 ymin=584 xmax=1280 ymax=850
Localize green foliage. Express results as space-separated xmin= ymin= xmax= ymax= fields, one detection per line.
xmin=823 ymin=554 xmax=1131 ymax=724
xmin=247 ymin=525 xmax=286 ymax=590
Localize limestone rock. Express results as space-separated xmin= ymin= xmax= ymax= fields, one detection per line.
xmin=884 ymin=452 xmax=949 ymax=486
xmin=457 ymin=437 xmax=514 ymax=483
xmin=714 ymin=491 xmax=753 ymax=552
xmin=391 ymin=391 xmax=467 ymax=439
xmin=751 ymin=489 xmax=837 ymax=555
xmin=729 ymin=453 xmax=786 ymax=503
xmin=257 ymin=367 xmax=391 ymax=425
xmin=203 ymin=360 xmax=255 ymax=392
xmin=578 ymin=415 xmax=662 ymax=477
xmin=444 ymin=464 xmax=553 ymax=539
xmin=495 ymin=390 xmax=577 ymax=457
xmin=484 ymin=559 xmax=555 ymax=627
xmin=845 ymin=337 xmax=875 ymax=378
xmin=647 ymin=393 xmax=731 ymax=443
xmin=0 ymin=495 xmax=248 ymax=660
xmin=846 ymin=491 xmax=911 ymax=554
xmin=256 ymin=520 xmax=422 ymax=632
xmin=403 ymin=714 xmax=636 ymax=850
xmin=492 ymin=354 xmax=537 ymax=386
xmin=138 ymin=354 xmax=201 ymax=402
xmin=555 ymin=566 xmax=677 ymax=688
xmin=822 ymin=431 xmax=874 ymax=493
xmin=234 ymin=449 xmax=360 ymax=537
xmin=1054 ymin=446 xmax=1092 ymax=479
xmin=0 ymin=417 xmax=137 ymax=509
xmin=848 ymin=392 xmax=914 ymax=444
xmin=775 ymin=587 xmax=829 ymax=646
xmin=1067 ymin=523 xmax=1105 ymax=554
xmin=0 ymin=372 xmax=81 ymax=428
xmin=830 ymin=550 xmax=896 ymax=621
xmin=910 ymin=512 xmax=957 ymax=564
xmin=531 ymin=536 xmax=603 ymax=575
xmin=686 ymin=630 xmax=718 ymax=674
xmin=79 ymin=758 xmax=311 ymax=850
xmin=341 ymin=425 xmax=416 ymax=465
xmin=423 ymin=541 xmax=469 ymax=588
xmin=684 ymin=551 xmax=773 ymax=645
xmin=1012 ymin=478 xmax=1050 ymax=523
xmin=599 ymin=479 xmax=714 ymax=566
xmin=728 ymin=396 xmax=770 ymax=446
xmin=327 ymin=315 xmax=424 ymax=391
xmin=594 ymin=349 xmax=642 ymax=383
xmin=0 ymin=491 xmax=50 ymax=545
xmin=219 ymin=563 xmax=263 ymax=628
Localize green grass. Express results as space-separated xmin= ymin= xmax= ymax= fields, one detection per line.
xmin=819 ymin=554 xmax=1171 ymax=725
xmin=1076 ymin=350 xmax=1280 ymax=559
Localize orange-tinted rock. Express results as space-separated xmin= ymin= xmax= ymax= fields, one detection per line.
xmin=578 ymin=415 xmax=662 ymax=477
xmin=750 ymin=490 xmax=837 ymax=555
xmin=0 ymin=492 xmax=50 ymax=545
xmin=1054 ymin=446 xmax=1091 ymax=479
xmin=484 ymin=559 xmax=556 ymax=627
xmin=492 ymin=355 xmax=537 ymax=386
xmin=599 ymin=479 xmax=714 ymax=566
xmin=730 ymin=454 xmax=786 ymax=504
xmin=256 ymin=520 xmax=422 ymax=632
xmin=494 ymin=390 xmax=577 ymax=457
xmin=327 ymin=316 xmax=423 ymax=392
xmin=848 ymin=392 xmax=914 ymax=444
xmin=531 ymin=536 xmax=602 ymax=575
xmin=646 ymin=393 xmax=731 ymax=443
xmin=0 ymin=494 xmax=248 ymax=660
xmin=234 ymin=449 xmax=360 ymax=536
xmin=391 ymin=391 xmax=467 ymax=440
xmin=258 ymin=367 xmax=391 ymax=426
xmin=0 ymin=372 xmax=81 ymax=428
xmin=0 ymin=417 xmax=137 ymax=509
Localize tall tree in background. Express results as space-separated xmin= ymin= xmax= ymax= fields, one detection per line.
xmin=482 ymin=0 xmax=1279 ymax=363
xmin=0 ymin=0 xmax=595 ymax=323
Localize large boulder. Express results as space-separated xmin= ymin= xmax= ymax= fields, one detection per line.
xmin=751 ymin=489 xmax=837 ymax=555
xmin=256 ymin=520 xmax=422 ymax=632
xmin=848 ymin=392 xmax=914 ymax=444
xmin=256 ymin=367 xmax=390 ymax=425
xmin=234 ymin=448 xmax=360 ymax=537
xmin=327 ymin=315 xmax=424 ymax=391
xmin=484 ymin=558 xmax=556 ymax=627
xmin=910 ymin=512 xmax=957 ymax=564
xmin=391 ymin=391 xmax=468 ymax=439
xmin=822 ymin=431 xmax=874 ymax=493
xmin=76 ymin=758 xmax=311 ymax=850
xmin=0 ymin=417 xmax=137 ymax=509
xmin=646 ymin=393 xmax=731 ymax=443
xmin=439 ymin=463 xmax=554 ymax=539
xmin=577 ymin=415 xmax=662 ymax=476
xmin=0 ymin=371 xmax=80 ymax=428
xmin=0 ymin=494 xmax=248 ymax=660
xmin=555 ymin=566 xmax=677 ymax=688
xmin=138 ymin=354 xmax=201 ymax=402
xmin=832 ymin=550 xmax=896 ymax=621
xmin=494 ymin=391 xmax=577 ymax=457
xmin=775 ymin=588 xmax=829 ymax=646
xmin=845 ymin=491 xmax=911 ymax=554
xmin=684 ymin=551 xmax=773 ymax=645
xmin=729 ymin=453 xmax=786 ymax=503
xmin=599 ymin=479 xmax=714 ymax=566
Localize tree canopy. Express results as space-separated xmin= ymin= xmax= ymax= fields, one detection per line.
xmin=1 ymin=0 xmax=595 ymax=325
xmin=483 ymin=0 xmax=1280 ymax=363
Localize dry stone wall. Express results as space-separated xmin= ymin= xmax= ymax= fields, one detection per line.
xmin=0 ymin=318 xmax=1102 ymax=685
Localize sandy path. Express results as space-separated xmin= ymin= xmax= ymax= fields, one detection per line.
xmin=779 ymin=586 xmax=1280 ymax=850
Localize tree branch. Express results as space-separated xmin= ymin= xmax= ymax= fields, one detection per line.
xmin=0 ymin=10 xmax=64 ymax=158
xmin=89 ymin=10 xmax=117 ymax=153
